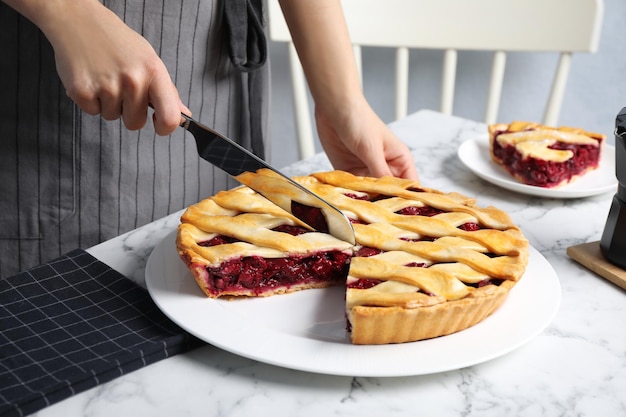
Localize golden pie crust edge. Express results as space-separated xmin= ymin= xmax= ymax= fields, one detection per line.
xmin=348 ymin=280 xmax=515 ymax=345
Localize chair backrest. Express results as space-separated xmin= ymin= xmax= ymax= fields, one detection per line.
xmin=267 ymin=0 xmax=604 ymax=160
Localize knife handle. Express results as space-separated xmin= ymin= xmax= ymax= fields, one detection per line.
xmin=180 ymin=113 xmax=192 ymax=129
xmin=147 ymin=103 xmax=190 ymax=129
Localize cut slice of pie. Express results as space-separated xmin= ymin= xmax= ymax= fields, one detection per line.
xmin=176 ymin=170 xmax=529 ymax=344
xmin=489 ymin=121 xmax=605 ymax=188
xmin=176 ymin=185 xmax=354 ymax=298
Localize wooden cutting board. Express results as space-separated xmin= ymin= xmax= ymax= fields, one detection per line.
xmin=567 ymin=241 xmax=626 ymax=290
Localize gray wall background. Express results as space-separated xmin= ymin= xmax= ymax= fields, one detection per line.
xmin=268 ymin=0 xmax=626 ymax=169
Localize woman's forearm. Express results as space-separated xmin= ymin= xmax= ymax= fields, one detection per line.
xmin=277 ymin=0 xmax=419 ymax=180
xmin=278 ymin=0 xmax=363 ymax=109
xmin=3 ymin=0 xmax=89 ymax=35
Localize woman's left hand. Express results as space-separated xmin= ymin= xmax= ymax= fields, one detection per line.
xmin=279 ymin=0 xmax=418 ymax=181
xmin=316 ymin=97 xmax=419 ymax=180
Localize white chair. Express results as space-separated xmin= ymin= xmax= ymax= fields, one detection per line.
xmin=267 ymin=0 xmax=604 ymax=160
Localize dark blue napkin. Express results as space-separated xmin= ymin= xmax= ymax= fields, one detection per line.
xmin=0 ymin=249 xmax=202 ymax=417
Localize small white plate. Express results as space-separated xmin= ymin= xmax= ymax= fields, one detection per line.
xmin=458 ymin=136 xmax=617 ymax=198
xmin=146 ymin=231 xmax=561 ymax=377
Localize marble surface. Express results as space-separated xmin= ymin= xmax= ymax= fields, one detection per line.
xmin=34 ymin=110 xmax=626 ymax=417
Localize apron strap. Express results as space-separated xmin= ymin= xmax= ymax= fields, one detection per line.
xmin=223 ymin=0 xmax=267 ymax=71
xmin=223 ymin=0 xmax=268 ymax=159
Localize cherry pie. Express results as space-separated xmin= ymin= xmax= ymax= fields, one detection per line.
xmin=176 ymin=170 xmax=529 ymax=344
xmin=489 ymin=121 xmax=605 ymax=188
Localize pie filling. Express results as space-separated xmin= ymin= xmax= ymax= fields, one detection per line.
xmin=196 ymin=197 xmax=495 ymax=297
xmin=291 ymin=201 xmax=328 ymax=233
xmin=197 ymin=225 xmax=351 ymax=297
xmin=491 ymin=128 xmax=602 ymax=188
xmin=200 ymin=251 xmax=351 ymax=296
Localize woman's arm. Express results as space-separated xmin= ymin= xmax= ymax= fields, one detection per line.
xmin=278 ymin=0 xmax=418 ymax=180
xmin=2 ymin=0 xmax=187 ymax=135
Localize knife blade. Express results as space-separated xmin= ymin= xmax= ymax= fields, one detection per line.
xmin=180 ymin=113 xmax=356 ymax=245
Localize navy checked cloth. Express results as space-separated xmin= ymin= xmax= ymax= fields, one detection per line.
xmin=0 ymin=249 xmax=202 ymax=417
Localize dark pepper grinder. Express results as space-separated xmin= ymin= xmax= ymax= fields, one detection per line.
xmin=600 ymin=107 xmax=626 ymax=269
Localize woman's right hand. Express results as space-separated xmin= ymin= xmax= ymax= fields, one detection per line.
xmin=4 ymin=0 xmax=188 ymax=135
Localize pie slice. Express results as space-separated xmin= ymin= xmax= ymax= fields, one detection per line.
xmin=176 ymin=185 xmax=354 ymax=298
xmin=176 ymin=170 xmax=529 ymax=344
xmin=488 ymin=121 xmax=605 ymax=188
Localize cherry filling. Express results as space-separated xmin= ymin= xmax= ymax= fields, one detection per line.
xmin=396 ymin=206 xmax=443 ymax=217
xmin=492 ymin=130 xmax=601 ymax=187
xmin=205 ymin=251 xmax=351 ymax=295
xmin=199 ymin=235 xmax=239 ymax=246
xmin=348 ymin=278 xmax=382 ymax=289
xmin=355 ymin=247 xmax=383 ymax=257
xmin=395 ymin=205 xmax=481 ymax=234
xmin=200 ymin=228 xmax=351 ymax=295
xmin=467 ymin=278 xmax=504 ymax=288
xmin=459 ymin=223 xmax=480 ymax=231
xmin=291 ymin=201 xmax=328 ymax=233
xmin=347 ymin=260 xmax=429 ymax=289
xmin=271 ymin=225 xmax=310 ymax=236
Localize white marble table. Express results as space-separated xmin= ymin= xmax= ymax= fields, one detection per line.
xmin=35 ymin=110 xmax=626 ymax=417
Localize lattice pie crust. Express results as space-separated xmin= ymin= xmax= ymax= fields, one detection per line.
xmin=176 ymin=170 xmax=529 ymax=345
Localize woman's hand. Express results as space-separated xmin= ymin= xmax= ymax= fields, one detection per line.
xmin=279 ymin=0 xmax=418 ymax=180
xmin=4 ymin=0 xmax=188 ymax=135
xmin=316 ymin=97 xmax=418 ymax=180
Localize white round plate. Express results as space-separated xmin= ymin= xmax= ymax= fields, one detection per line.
xmin=146 ymin=231 xmax=560 ymax=377
xmin=458 ymin=135 xmax=617 ymax=198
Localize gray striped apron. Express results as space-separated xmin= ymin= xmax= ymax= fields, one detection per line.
xmin=0 ymin=0 xmax=269 ymax=277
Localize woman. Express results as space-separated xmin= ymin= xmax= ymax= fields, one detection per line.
xmin=0 ymin=0 xmax=418 ymax=277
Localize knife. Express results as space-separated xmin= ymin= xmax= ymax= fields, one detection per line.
xmin=180 ymin=113 xmax=356 ymax=245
